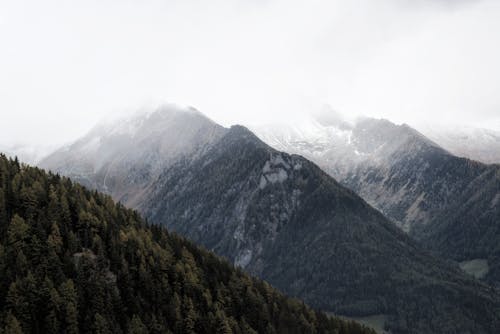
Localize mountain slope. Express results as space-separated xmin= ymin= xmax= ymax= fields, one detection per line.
xmin=39 ymin=105 xmax=226 ymax=208
xmin=252 ymin=116 xmax=452 ymax=233
xmin=0 ymin=143 xmax=54 ymax=165
xmin=140 ymin=125 xmax=500 ymax=334
xmin=39 ymin=108 xmax=500 ymax=333
xmin=0 ymin=154 xmax=374 ymax=334
xmin=417 ymin=163 xmax=500 ymax=282
xmin=252 ymin=115 xmax=500 ymax=285
xmin=419 ymin=124 xmax=500 ymax=164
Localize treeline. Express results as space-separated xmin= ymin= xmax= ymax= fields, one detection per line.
xmin=0 ymin=154 xmax=374 ymax=334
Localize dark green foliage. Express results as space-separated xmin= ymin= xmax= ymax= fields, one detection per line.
xmin=0 ymin=154 xmax=373 ymax=334
xmin=415 ymin=159 xmax=500 ymax=284
xmin=142 ymin=126 xmax=500 ymax=334
xmin=330 ymin=120 xmax=500 ymax=287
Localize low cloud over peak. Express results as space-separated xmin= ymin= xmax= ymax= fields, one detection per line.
xmin=1 ymin=0 xmax=499 ymax=146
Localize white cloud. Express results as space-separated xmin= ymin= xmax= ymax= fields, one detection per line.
xmin=0 ymin=0 xmax=499 ymax=146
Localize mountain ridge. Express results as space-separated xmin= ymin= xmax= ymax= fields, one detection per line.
xmin=38 ymin=107 xmax=500 ymax=333
xmin=139 ymin=123 xmax=500 ymax=333
xmin=0 ymin=153 xmax=376 ymax=334
xmin=252 ymin=113 xmax=500 ymax=286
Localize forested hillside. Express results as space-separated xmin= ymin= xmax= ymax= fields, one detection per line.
xmin=142 ymin=126 xmax=500 ymax=334
xmin=0 ymin=154 xmax=373 ymax=334
xmin=254 ymin=116 xmax=500 ymax=286
xmin=39 ymin=107 xmax=500 ymax=333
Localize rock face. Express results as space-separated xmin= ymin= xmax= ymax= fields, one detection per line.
xmin=252 ymin=112 xmax=500 ymax=285
xmin=39 ymin=105 xmax=226 ymax=207
xmin=39 ymin=107 xmax=500 ymax=333
xmin=252 ymin=116 xmax=450 ymax=233
xmin=1 ymin=154 xmax=374 ymax=334
xmin=140 ymin=126 xmax=500 ymax=333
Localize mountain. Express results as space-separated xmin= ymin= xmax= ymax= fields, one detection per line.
xmin=252 ymin=115 xmax=451 ymax=233
xmin=418 ymin=124 xmax=500 ymax=164
xmin=39 ymin=104 xmax=226 ymax=208
xmin=0 ymin=154 xmax=374 ymax=334
xmin=252 ymin=112 xmax=500 ymax=285
xmin=0 ymin=143 xmax=54 ymax=165
xmin=40 ymin=107 xmax=500 ymax=333
xmin=139 ymin=124 xmax=500 ymax=333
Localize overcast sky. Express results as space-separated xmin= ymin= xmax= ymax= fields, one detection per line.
xmin=1 ymin=0 xmax=500 ymax=146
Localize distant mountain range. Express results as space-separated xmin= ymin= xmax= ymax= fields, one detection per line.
xmin=0 ymin=143 xmax=54 ymax=165
xmin=419 ymin=124 xmax=500 ymax=164
xmin=39 ymin=106 xmax=500 ymax=333
xmin=251 ymin=110 xmax=500 ymax=286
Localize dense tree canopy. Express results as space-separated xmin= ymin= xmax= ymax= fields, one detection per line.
xmin=0 ymin=154 xmax=374 ymax=334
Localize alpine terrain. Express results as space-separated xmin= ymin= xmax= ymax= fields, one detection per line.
xmin=40 ymin=106 xmax=500 ymax=333
xmin=0 ymin=154 xmax=375 ymax=334
xmin=419 ymin=124 xmax=500 ymax=164
xmin=252 ymin=109 xmax=500 ymax=286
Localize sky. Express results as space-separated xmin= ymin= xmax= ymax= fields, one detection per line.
xmin=1 ymin=0 xmax=500 ymax=147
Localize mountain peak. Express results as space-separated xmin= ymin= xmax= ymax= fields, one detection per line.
xmin=312 ymin=105 xmax=353 ymax=129
xmin=39 ymin=105 xmax=227 ymax=206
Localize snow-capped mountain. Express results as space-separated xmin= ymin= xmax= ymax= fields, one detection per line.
xmin=38 ymin=106 xmax=500 ymax=333
xmin=139 ymin=124 xmax=499 ymax=334
xmin=39 ymin=104 xmax=226 ymax=207
xmin=0 ymin=143 xmax=55 ymax=165
xmin=251 ymin=113 xmax=448 ymax=233
xmin=418 ymin=124 xmax=500 ymax=164
xmin=251 ymin=110 xmax=500 ymax=286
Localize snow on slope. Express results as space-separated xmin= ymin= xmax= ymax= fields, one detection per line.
xmin=417 ymin=123 xmax=500 ymax=164
xmin=39 ymin=104 xmax=227 ymax=206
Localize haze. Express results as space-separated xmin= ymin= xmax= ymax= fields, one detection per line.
xmin=1 ymin=0 xmax=500 ymax=147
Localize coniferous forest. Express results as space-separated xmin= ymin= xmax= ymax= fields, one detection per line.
xmin=0 ymin=154 xmax=374 ymax=334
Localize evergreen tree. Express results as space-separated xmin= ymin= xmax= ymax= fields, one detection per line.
xmin=127 ymin=315 xmax=149 ymax=334
xmin=0 ymin=155 xmax=375 ymax=334
xmin=7 ymin=215 xmax=29 ymax=250
xmin=47 ymin=222 xmax=63 ymax=255
xmin=4 ymin=312 xmax=23 ymax=334
xmin=215 ymin=309 xmax=233 ymax=334
xmin=0 ymin=188 xmax=7 ymax=229
xmin=91 ymin=314 xmax=112 ymax=334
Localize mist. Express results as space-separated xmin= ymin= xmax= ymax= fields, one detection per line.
xmin=1 ymin=0 xmax=499 ymax=147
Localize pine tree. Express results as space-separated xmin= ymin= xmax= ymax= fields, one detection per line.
xmin=47 ymin=222 xmax=63 ymax=255
xmin=4 ymin=312 xmax=23 ymax=334
xmin=6 ymin=280 xmax=31 ymax=331
xmin=183 ymin=296 xmax=197 ymax=334
xmin=215 ymin=310 xmax=233 ymax=334
xmin=44 ymin=287 xmax=61 ymax=334
xmin=7 ymin=215 xmax=29 ymax=250
xmin=240 ymin=320 xmax=258 ymax=334
xmin=0 ymin=188 xmax=7 ymax=230
xmin=91 ymin=314 xmax=112 ymax=334
xmin=19 ymin=186 xmax=37 ymax=221
xmin=127 ymin=315 xmax=149 ymax=334
xmin=59 ymin=280 xmax=79 ymax=334
xmin=0 ymin=155 xmax=375 ymax=334
xmin=65 ymin=302 xmax=79 ymax=334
